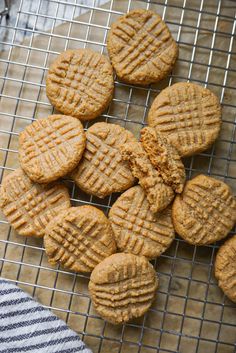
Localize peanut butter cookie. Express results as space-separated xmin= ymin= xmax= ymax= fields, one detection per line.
xmin=121 ymin=141 xmax=174 ymax=213
xmin=88 ymin=253 xmax=158 ymax=324
xmin=44 ymin=206 xmax=116 ymax=273
xmin=215 ymin=235 xmax=236 ymax=303
xmin=71 ymin=122 xmax=136 ymax=198
xmin=46 ymin=49 xmax=114 ymax=120
xmin=19 ymin=115 xmax=86 ymax=183
xmin=172 ymin=175 xmax=236 ymax=245
xmin=109 ymin=186 xmax=175 ymax=259
xmin=107 ymin=9 xmax=178 ymax=85
xmin=148 ymin=82 xmax=221 ymax=157
xmin=0 ymin=168 xmax=70 ymax=238
xmin=141 ymin=126 xmax=185 ymax=193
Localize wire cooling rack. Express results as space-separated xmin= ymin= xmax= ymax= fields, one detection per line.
xmin=0 ymin=0 xmax=236 ymax=352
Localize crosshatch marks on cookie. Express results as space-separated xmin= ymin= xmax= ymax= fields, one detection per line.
xmin=19 ymin=115 xmax=86 ymax=183
xmin=46 ymin=49 xmax=114 ymax=120
xmin=109 ymin=186 xmax=175 ymax=259
xmin=44 ymin=206 xmax=117 ymax=273
xmin=107 ymin=9 xmax=178 ymax=85
xmin=172 ymin=175 xmax=236 ymax=245
xmin=89 ymin=253 xmax=158 ymax=324
xmin=215 ymin=235 xmax=236 ymax=303
xmin=0 ymin=168 xmax=70 ymax=238
xmin=71 ymin=122 xmax=136 ymax=198
xmin=148 ymin=82 xmax=222 ymax=157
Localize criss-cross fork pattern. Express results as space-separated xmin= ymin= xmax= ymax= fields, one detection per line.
xmin=148 ymin=82 xmax=222 ymax=160
xmin=111 ymin=11 xmax=175 ymax=76
xmin=2 ymin=170 xmax=69 ymax=237
xmin=151 ymin=84 xmax=221 ymax=151
xmin=19 ymin=115 xmax=85 ymax=183
xmin=48 ymin=219 xmax=105 ymax=271
xmin=74 ymin=124 xmax=135 ymax=197
xmin=48 ymin=51 xmax=111 ymax=110
xmin=46 ymin=211 xmax=115 ymax=272
xmin=21 ymin=116 xmax=80 ymax=163
xmin=182 ymin=181 xmax=235 ymax=244
xmin=89 ymin=255 xmax=158 ymax=324
xmin=110 ymin=187 xmax=174 ymax=257
xmin=85 ymin=133 xmax=122 ymax=179
xmin=162 ymin=85 xmax=219 ymax=132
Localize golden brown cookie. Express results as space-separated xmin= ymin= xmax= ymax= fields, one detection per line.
xmin=121 ymin=141 xmax=174 ymax=213
xmin=107 ymin=9 xmax=178 ymax=85
xmin=46 ymin=49 xmax=114 ymax=120
xmin=148 ymin=82 xmax=221 ymax=157
xmin=109 ymin=186 xmax=175 ymax=259
xmin=19 ymin=115 xmax=86 ymax=183
xmin=172 ymin=175 xmax=236 ymax=245
xmin=215 ymin=235 xmax=236 ymax=303
xmin=44 ymin=206 xmax=116 ymax=273
xmin=71 ymin=122 xmax=136 ymax=198
xmin=88 ymin=253 xmax=158 ymax=324
xmin=141 ymin=126 xmax=186 ymax=193
xmin=0 ymin=168 xmax=70 ymax=238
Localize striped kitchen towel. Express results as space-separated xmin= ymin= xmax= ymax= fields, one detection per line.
xmin=0 ymin=279 xmax=92 ymax=353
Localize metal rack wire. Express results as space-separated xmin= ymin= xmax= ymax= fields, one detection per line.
xmin=0 ymin=0 xmax=235 ymax=352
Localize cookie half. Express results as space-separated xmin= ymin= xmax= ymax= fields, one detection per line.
xmin=141 ymin=126 xmax=186 ymax=193
xmin=44 ymin=206 xmax=116 ymax=273
xmin=46 ymin=49 xmax=114 ymax=120
xmin=109 ymin=186 xmax=175 ymax=259
xmin=121 ymin=141 xmax=174 ymax=213
xmin=148 ymin=82 xmax=221 ymax=157
xmin=107 ymin=9 xmax=178 ymax=85
xmin=0 ymin=168 xmax=70 ymax=238
xmin=19 ymin=115 xmax=86 ymax=184
xmin=172 ymin=175 xmax=236 ymax=245
xmin=89 ymin=253 xmax=158 ymax=324
xmin=215 ymin=235 xmax=236 ymax=303
xmin=72 ymin=122 xmax=136 ymax=198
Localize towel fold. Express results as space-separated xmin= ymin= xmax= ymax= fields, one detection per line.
xmin=0 ymin=279 xmax=92 ymax=353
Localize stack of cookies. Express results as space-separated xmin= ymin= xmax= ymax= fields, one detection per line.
xmin=1 ymin=9 xmax=236 ymax=326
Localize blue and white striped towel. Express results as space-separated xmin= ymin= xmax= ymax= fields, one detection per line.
xmin=0 ymin=279 xmax=92 ymax=353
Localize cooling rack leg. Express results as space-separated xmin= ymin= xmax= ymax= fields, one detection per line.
xmin=0 ymin=0 xmax=10 ymax=21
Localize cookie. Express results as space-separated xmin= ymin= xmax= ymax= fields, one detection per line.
xmin=46 ymin=49 xmax=114 ymax=121
xmin=107 ymin=9 xmax=178 ymax=85
xmin=44 ymin=206 xmax=116 ymax=273
xmin=109 ymin=186 xmax=175 ymax=259
xmin=0 ymin=168 xmax=70 ymax=238
xmin=215 ymin=235 xmax=236 ymax=303
xmin=88 ymin=253 xmax=158 ymax=324
xmin=148 ymin=82 xmax=221 ymax=157
xmin=19 ymin=115 xmax=86 ymax=183
xmin=71 ymin=122 xmax=136 ymax=198
xmin=140 ymin=127 xmax=185 ymax=193
xmin=172 ymin=175 xmax=236 ymax=245
xmin=121 ymin=141 xmax=174 ymax=213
